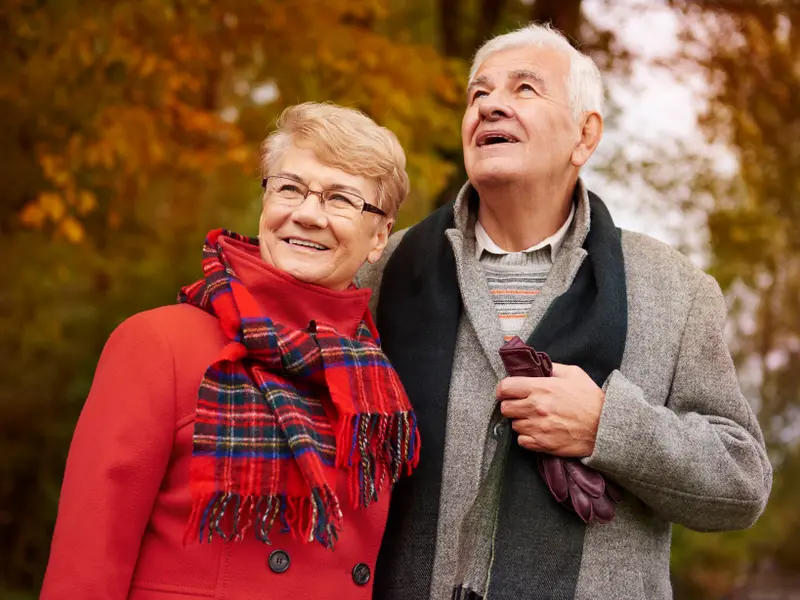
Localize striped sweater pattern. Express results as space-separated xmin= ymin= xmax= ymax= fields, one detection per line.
xmin=480 ymin=250 xmax=554 ymax=340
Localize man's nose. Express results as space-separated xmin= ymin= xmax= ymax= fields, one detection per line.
xmin=478 ymin=93 xmax=514 ymax=122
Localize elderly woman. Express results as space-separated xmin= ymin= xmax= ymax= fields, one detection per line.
xmin=41 ymin=102 xmax=418 ymax=600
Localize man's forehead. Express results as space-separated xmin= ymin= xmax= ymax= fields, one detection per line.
xmin=471 ymin=45 xmax=568 ymax=82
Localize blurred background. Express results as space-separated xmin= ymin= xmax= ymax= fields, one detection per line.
xmin=1 ymin=0 xmax=798 ymax=597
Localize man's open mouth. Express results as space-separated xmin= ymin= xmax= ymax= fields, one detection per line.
xmin=476 ymin=132 xmax=520 ymax=147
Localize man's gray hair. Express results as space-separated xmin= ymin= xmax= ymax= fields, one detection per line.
xmin=469 ymin=23 xmax=604 ymax=122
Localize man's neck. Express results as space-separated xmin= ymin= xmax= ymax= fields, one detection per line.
xmin=475 ymin=177 xmax=577 ymax=252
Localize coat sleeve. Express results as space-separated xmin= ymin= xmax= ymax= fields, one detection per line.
xmin=583 ymin=273 xmax=773 ymax=531
xmin=40 ymin=311 xmax=176 ymax=599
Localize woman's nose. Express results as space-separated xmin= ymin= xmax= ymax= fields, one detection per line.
xmin=290 ymin=192 xmax=328 ymax=227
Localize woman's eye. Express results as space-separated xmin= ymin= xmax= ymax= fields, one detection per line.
xmin=279 ymin=184 xmax=302 ymax=194
xmin=329 ymin=194 xmax=358 ymax=208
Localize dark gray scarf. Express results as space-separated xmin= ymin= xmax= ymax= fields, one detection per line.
xmin=374 ymin=186 xmax=627 ymax=600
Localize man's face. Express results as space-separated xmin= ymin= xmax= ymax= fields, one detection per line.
xmin=462 ymin=45 xmax=580 ymax=187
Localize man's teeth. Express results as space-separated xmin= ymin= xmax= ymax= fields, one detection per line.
xmin=481 ymin=134 xmax=517 ymax=146
xmin=288 ymin=238 xmax=328 ymax=250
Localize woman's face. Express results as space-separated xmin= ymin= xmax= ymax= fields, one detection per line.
xmin=259 ymin=144 xmax=393 ymax=291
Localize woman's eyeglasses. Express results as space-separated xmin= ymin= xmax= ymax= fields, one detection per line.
xmin=261 ymin=176 xmax=387 ymax=218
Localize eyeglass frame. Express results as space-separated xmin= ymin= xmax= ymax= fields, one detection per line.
xmin=261 ymin=175 xmax=387 ymax=217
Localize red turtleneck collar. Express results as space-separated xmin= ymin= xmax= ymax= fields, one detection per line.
xmin=218 ymin=235 xmax=372 ymax=338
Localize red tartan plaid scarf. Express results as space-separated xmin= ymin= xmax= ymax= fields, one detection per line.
xmin=178 ymin=229 xmax=419 ymax=549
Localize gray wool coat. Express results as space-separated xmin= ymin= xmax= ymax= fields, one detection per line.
xmin=357 ymin=180 xmax=772 ymax=600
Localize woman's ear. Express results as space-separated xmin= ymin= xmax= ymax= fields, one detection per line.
xmin=368 ymin=219 xmax=394 ymax=264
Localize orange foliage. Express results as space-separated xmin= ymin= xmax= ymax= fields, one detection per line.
xmin=2 ymin=0 xmax=465 ymax=239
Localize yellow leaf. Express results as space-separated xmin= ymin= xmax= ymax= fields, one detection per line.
xmin=39 ymin=192 xmax=66 ymax=221
xmin=19 ymin=201 xmax=47 ymax=228
xmin=77 ymin=190 xmax=98 ymax=215
xmin=40 ymin=155 xmax=72 ymax=187
xmin=78 ymin=39 xmax=94 ymax=66
xmin=40 ymin=155 xmax=57 ymax=180
xmin=227 ymin=146 xmax=250 ymax=164
xmin=140 ymin=54 xmax=158 ymax=77
xmin=58 ymin=216 xmax=85 ymax=243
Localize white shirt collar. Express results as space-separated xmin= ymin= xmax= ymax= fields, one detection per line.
xmin=474 ymin=201 xmax=576 ymax=261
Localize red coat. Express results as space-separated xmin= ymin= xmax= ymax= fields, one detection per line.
xmin=41 ymin=237 xmax=392 ymax=600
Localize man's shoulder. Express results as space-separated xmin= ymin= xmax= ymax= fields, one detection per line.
xmin=619 ymin=229 xmax=721 ymax=308
xmin=357 ymin=201 xmax=458 ymax=292
xmin=356 ymin=227 xmax=409 ymax=315
xmin=620 ymin=229 xmax=704 ymax=279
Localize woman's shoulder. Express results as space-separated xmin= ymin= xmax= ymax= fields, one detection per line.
xmin=110 ymin=304 xmax=227 ymax=422
xmin=106 ymin=304 xmax=225 ymax=370
xmin=130 ymin=303 xmax=220 ymax=333
xmin=107 ymin=304 xmax=221 ymax=355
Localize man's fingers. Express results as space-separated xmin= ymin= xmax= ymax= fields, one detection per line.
xmin=496 ymin=376 xmax=546 ymax=400
xmin=550 ymin=362 xmax=573 ymax=378
xmin=499 ymin=398 xmax=534 ymax=419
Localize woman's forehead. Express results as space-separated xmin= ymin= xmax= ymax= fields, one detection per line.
xmin=273 ymin=145 xmax=376 ymax=197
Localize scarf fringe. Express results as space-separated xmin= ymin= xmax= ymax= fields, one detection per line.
xmin=185 ymin=486 xmax=344 ymax=549
xmin=337 ymin=411 xmax=421 ymax=509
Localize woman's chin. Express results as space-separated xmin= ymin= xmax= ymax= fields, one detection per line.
xmin=276 ymin=262 xmax=339 ymax=289
xmin=282 ymin=264 xmax=323 ymax=283
xmin=269 ymin=250 xmax=356 ymax=291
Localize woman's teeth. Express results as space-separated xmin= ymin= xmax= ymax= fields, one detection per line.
xmin=287 ymin=238 xmax=328 ymax=250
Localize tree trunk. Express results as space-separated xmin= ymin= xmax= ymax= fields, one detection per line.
xmin=530 ymin=0 xmax=584 ymax=43
xmin=472 ymin=0 xmax=509 ymax=56
xmin=439 ymin=0 xmax=461 ymax=57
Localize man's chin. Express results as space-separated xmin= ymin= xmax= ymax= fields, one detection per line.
xmin=467 ymin=161 xmax=527 ymax=187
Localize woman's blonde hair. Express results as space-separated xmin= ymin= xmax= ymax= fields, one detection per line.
xmin=261 ymin=102 xmax=409 ymax=218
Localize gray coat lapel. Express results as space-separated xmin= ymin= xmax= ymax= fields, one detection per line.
xmin=443 ymin=180 xmax=594 ymax=380
xmin=516 ymin=182 xmax=592 ymax=343
xmin=446 ymin=229 xmax=507 ymax=379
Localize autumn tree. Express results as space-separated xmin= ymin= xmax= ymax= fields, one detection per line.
xmin=663 ymin=1 xmax=800 ymax=597
xmin=0 ymin=0 xmax=638 ymax=595
xmin=0 ymin=0 xmax=464 ymax=595
xmin=6 ymin=0 xmax=795 ymax=597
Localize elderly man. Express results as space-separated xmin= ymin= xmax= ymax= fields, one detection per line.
xmin=359 ymin=23 xmax=772 ymax=600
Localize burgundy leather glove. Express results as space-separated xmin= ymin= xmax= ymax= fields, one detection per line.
xmin=498 ymin=336 xmax=623 ymax=524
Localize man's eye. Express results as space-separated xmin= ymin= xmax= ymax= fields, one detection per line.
xmin=471 ymin=90 xmax=488 ymax=102
xmin=519 ymin=83 xmax=536 ymax=93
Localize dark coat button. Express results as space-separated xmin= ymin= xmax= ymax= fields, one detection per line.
xmin=268 ymin=549 xmax=290 ymax=573
xmin=492 ymin=420 xmax=505 ymax=440
xmin=352 ymin=562 xmax=371 ymax=586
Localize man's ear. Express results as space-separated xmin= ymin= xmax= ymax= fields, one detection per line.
xmin=367 ymin=218 xmax=394 ymax=264
xmin=571 ymin=112 xmax=603 ymax=168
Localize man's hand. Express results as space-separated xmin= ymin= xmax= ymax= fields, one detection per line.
xmin=497 ymin=363 xmax=604 ymax=457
